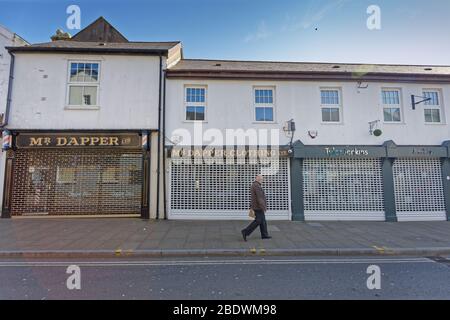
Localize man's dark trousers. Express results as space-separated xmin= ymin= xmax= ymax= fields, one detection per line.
xmin=243 ymin=210 xmax=269 ymax=238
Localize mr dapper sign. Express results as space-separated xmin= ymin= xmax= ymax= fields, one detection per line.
xmin=15 ymin=133 xmax=141 ymax=149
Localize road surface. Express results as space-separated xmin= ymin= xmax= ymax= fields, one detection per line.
xmin=0 ymin=256 xmax=449 ymax=300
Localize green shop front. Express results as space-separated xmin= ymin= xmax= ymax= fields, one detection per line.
xmin=290 ymin=140 xmax=450 ymax=222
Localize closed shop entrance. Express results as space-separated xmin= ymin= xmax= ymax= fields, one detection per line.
xmin=393 ymin=158 xmax=447 ymax=221
xmin=303 ymin=158 xmax=385 ymax=221
xmin=4 ymin=132 xmax=150 ymax=217
xmin=169 ymin=148 xmax=290 ymax=220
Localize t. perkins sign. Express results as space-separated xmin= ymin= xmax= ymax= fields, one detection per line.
xmin=16 ymin=133 xmax=141 ymax=149
xmin=324 ymin=147 xmax=370 ymax=157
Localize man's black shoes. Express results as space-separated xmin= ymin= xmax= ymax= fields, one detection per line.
xmin=262 ymin=236 xmax=272 ymax=240
xmin=241 ymin=230 xmax=247 ymax=242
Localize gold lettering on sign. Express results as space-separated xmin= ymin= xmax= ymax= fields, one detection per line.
xmin=29 ymin=138 xmax=43 ymax=146
xmin=56 ymin=137 xmax=67 ymax=146
xmin=100 ymin=137 xmax=109 ymax=146
xmin=110 ymin=137 xmax=120 ymax=146
xmin=90 ymin=137 xmax=100 ymax=146
xmin=80 ymin=137 xmax=90 ymax=146
xmin=67 ymin=137 xmax=80 ymax=146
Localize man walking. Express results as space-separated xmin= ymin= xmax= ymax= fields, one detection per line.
xmin=241 ymin=174 xmax=272 ymax=241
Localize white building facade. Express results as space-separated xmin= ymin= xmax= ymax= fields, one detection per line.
xmin=1 ymin=18 xmax=181 ymax=219
xmin=0 ymin=24 xmax=27 ymax=218
xmin=165 ymin=60 xmax=450 ymax=222
xmin=2 ymin=17 xmax=449 ymax=222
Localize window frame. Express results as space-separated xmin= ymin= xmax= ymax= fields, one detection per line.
xmin=381 ymin=88 xmax=403 ymax=123
xmin=66 ymin=60 xmax=101 ymax=109
xmin=253 ymin=86 xmax=276 ymax=123
xmin=320 ymin=87 xmax=343 ymax=124
xmin=184 ymin=85 xmax=207 ymax=122
xmin=422 ymin=89 xmax=444 ymax=124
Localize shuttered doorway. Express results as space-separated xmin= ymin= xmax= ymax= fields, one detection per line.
xmin=303 ymin=158 xmax=385 ymax=221
xmin=169 ymin=158 xmax=290 ymax=220
xmin=11 ymin=149 xmax=143 ymax=216
xmin=393 ymin=158 xmax=446 ymax=221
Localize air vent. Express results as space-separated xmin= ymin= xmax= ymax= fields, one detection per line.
xmin=424 ymin=68 xmax=433 ymax=71
xmin=332 ymin=65 xmax=341 ymax=69
xmin=214 ymin=63 xmax=222 ymax=67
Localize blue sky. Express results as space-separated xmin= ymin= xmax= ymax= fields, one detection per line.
xmin=1 ymin=0 xmax=449 ymax=65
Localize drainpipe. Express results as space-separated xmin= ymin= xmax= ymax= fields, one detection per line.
xmin=162 ymin=69 xmax=167 ymax=219
xmin=156 ymin=55 xmax=163 ymax=219
xmin=1 ymin=52 xmax=15 ymax=129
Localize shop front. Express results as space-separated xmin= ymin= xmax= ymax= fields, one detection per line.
xmin=1 ymin=131 xmax=151 ymax=218
xmin=168 ymin=146 xmax=291 ymax=220
xmin=386 ymin=143 xmax=449 ymax=221
xmin=291 ymin=141 xmax=450 ymax=222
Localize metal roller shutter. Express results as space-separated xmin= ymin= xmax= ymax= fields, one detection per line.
xmin=393 ymin=158 xmax=446 ymax=221
xmin=11 ymin=149 xmax=143 ymax=216
xmin=303 ymin=158 xmax=385 ymax=221
xmin=169 ymin=158 xmax=290 ymax=220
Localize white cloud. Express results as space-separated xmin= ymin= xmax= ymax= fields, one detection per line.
xmin=282 ymin=0 xmax=351 ymax=32
xmin=244 ymin=20 xmax=272 ymax=43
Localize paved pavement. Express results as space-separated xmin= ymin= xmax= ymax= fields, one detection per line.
xmin=0 ymin=256 xmax=449 ymax=299
xmin=0 ymin=219 xmax=449 ymax=257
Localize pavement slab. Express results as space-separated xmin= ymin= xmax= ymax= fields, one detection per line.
xmin=0 ymin=218 xmax=449 ymax=257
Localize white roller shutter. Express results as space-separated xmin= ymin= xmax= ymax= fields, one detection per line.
xmin=169 ymin=158 xmax=290 ymax=220
xmin=303 ymin=158 xmax=385 ymax=221
xmin=393 ymin=158 xmax=446 ymax=221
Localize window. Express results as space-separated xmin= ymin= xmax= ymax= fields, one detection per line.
xmin=320 ymin=89 xmax=341 ymax=122
xmin=67 ymin=62 xmax=100 ymax=107
xmin=185 ymin=87 xmax=206 ymax=121
xmin=423 ymin=90 xmax=442 ymax=123
xmin=254 ymin=88 xmax=274 ymax=122
xmin=382 ymin=89 xmax=402 ymax=122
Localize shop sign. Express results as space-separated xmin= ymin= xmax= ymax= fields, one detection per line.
xmin=325 ymin=147 xmax=370 ymax=157
xmin=16 ymin=133 xmax=141 ymax=149
xmin=170 ymin=147 xmax=289 ymax=159
xmin=412 ymin=148 xmax=434 ymax=156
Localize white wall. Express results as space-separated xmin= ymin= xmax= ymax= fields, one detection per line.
xmin=0 ymin=27 xmax=14 ymax=117
xmin=0 ymin=26 xmax=27 ymax=216
xmin=166 ymin=79 xmax=450 ymax=146
xmin=8 ymin=53 xmax=163 ymax=130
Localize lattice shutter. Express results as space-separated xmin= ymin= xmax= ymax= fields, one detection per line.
xmin=303 ymin=158 xmax=385 ymax=220
xmin=393 ymin=158 xmax=446 ymax=221
xmin=170 ymin=158 xmax=290 ymax=219
xmin=11 ymin=149 xmax=143 ymax=216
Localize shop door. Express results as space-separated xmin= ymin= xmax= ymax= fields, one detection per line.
xmin=393 ymin=158 xmax=446 ymax=221
xmin=303 ymin=158 xmax=385 ymax=221
xmin=11 ymin=149 xmax=143 ymax=216
xmin=169 ymin=158 xmax=291 ymax=220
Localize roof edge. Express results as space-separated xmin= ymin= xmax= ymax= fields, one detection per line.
xmin=166 ymin=70 xmax=450 ymax=83
xmin=6 ymin=46 xmax=170 ymax=56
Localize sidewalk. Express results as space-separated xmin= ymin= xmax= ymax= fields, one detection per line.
xmin=0 ymin=218 xmax=449 ymax=257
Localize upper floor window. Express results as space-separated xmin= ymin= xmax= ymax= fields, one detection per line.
xmin=382 ymin=89 xmax=402 ymax=122
xmin=254 ymin=88 xmax=274 ymax=122
xmin=423 ymin=90 xmax=443 ymax=123
xmin=320 ymin=89 xmax=341 ymax=122
xmin=185 ymin=86 xmax=206 ymax=121
xmin=67 ymin=62 xmax=100 ymax=107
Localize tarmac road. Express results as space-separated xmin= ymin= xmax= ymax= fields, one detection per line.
xmin=0 ymin=255 xmax=449 ymax=300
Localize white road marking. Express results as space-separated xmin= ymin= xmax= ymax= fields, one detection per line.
xmin=0 ymin=257 xmax=436 ymax=267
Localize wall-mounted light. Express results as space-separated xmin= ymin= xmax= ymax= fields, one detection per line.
xmin=283 ymin=119 xmax=296 ymax=146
